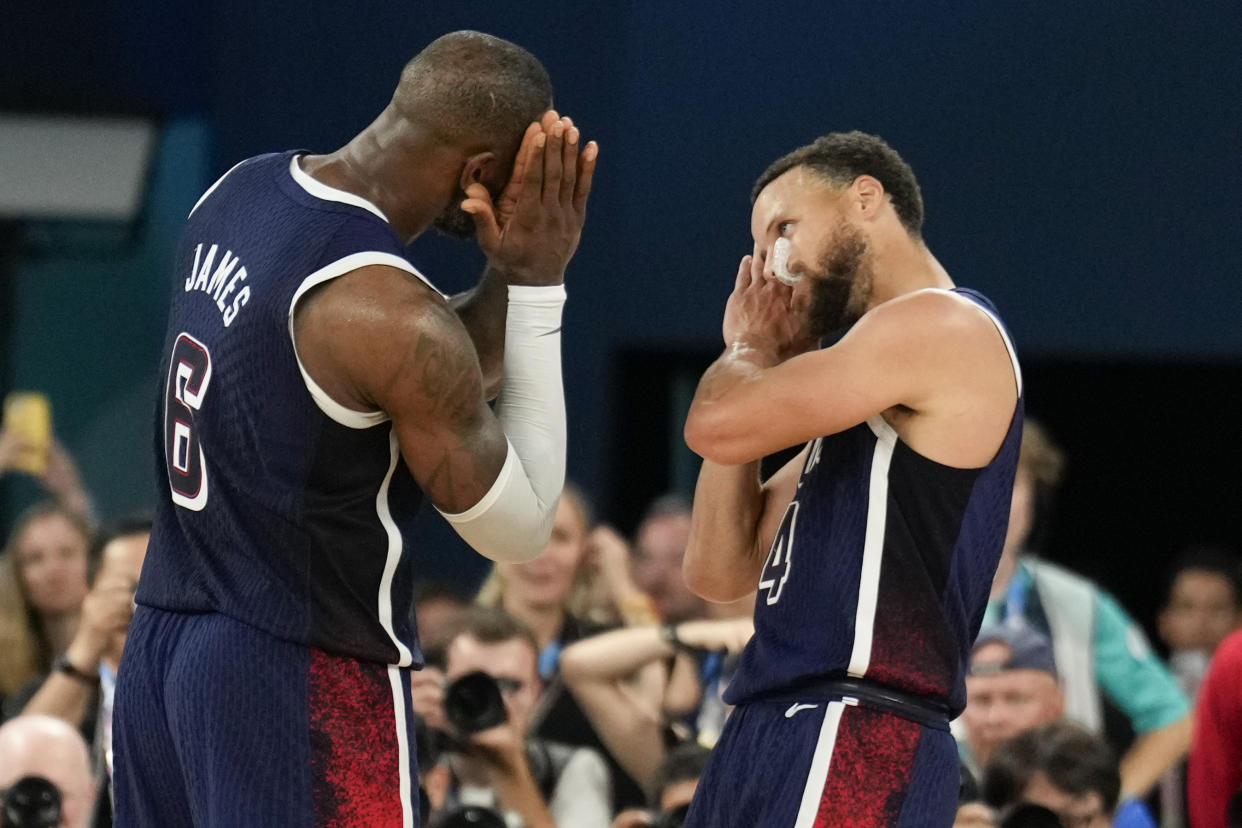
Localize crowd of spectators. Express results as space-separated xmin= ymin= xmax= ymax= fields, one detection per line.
xmin=1 ymin=414 xmax=1239 ymax=827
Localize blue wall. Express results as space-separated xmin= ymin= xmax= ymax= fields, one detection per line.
xmin=3 ymin=2 xmax=1240 ymax=541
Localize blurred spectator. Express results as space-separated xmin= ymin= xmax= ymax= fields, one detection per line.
xmin=1188 ymin=627 xmax=1242 ymax=828
xmin=416 ymin=580 xmax=472 ymax=663
xmin=983 ymin=721 xmax=1157 ymax=828
xmin=1156 ymin=543 xmax=1242 ymax=699
xmin=13 ymin=517 xmax=150 ymax=823
xmin=0 ymin=425 xmax=95 ymax=526
xmin=415 ymin=606 xmax=611 ymax=828
xmin=476 ymin=484 xmax=654 ymax=810
xmin=960 ymin=626 xmax=1064 ymax=777
xmin=629 ymin=495 xmax=705 ymax=625
xmin=560 ymin=617 xmax=753 ymax=787
xmin=1153 ymin=544 xmax=1241 ymax=827
xmin=609 ymin=742 xmax=711 ymax=828
xmin=0 ymin=501 xmax=94 ymax=712
xmin=0 ymin=714 xmax=96 ymax=828
xmin=982 ymin=420 xmax=1190 ymax=798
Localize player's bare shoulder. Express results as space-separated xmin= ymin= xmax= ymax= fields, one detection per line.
xmin=293 ymin=264 xmax=480 ymax=420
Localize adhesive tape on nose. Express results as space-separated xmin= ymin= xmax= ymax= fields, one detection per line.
xmin=772 ymin=237 xmax=800 ymax=286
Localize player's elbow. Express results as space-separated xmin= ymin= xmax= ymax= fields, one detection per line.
xmin=682 ymin=557 xmax=751 ymax=604
xmin=684 ymin=407 xmax=753 ymax=466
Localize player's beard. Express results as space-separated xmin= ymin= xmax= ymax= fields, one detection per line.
xmin=805 ymin=219 xmax=874 ymax=338
xmin=432 ymin=187 xmax=477 ymax=239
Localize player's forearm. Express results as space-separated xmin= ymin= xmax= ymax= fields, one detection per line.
xmin=1119 ymin=713 xmax=1192 ymax=799
xmin=449 ymin=267 xmax=509 ymax=399
xmin=683 ymin=458 xmax=765 ymax=601
xmin=684 ymin=343 xmax=780 ymax=465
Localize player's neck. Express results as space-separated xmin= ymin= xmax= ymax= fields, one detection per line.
xmin=306 ymin=111 xmax=450 ymax=243
xmin=866 ymin=232 xmax=954 ymax=308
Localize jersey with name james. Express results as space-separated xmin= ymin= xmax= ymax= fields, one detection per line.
xmin=138 ymin=150 xmax=436 ymax=667
xmin=724 ymin=288 xmax=1023 ymax=717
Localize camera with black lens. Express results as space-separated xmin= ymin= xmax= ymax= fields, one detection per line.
xmin=1 ymin=776 xmax=62 ymax=828
xmin=443 ymin=670 xmax=508 ymax=735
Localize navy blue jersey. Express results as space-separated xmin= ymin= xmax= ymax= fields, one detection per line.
xmin=139 ymin=151 xmax=441 ymax=666
xmin=724 ymin=288 xmax=1023 ymax=716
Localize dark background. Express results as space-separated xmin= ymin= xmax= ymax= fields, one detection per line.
xmin=2 ymin=1 xmax=1239 ymax=638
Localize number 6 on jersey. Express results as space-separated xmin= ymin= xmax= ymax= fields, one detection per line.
xmin=164 ymin=333 xmax=212 ymax=510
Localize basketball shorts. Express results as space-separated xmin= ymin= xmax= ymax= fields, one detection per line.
xmin=113 ymin=606 xmax=421 ymax=827
xmin=683 ymin=695 xmax=958 ymax=827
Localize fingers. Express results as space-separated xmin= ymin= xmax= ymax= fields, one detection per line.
xmin=735 ymin=256 xmax=752 ymax=292
xmin=559 ymin=124 xmax=580 ymax=205
xmin=573 ymin=141 xmax=598 ymax=214
xmin=461 ymin=182 xmax=501 ymax=251
xmin=541 ymin=119 xmax=565 ymax=206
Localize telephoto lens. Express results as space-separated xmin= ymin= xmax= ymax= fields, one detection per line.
xmin=1 ymin=776 xmax=62 ymax=828
xmin=443 ymin=671 xmax=508 ymax=734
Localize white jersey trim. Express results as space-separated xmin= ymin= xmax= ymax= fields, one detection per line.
xmin=386 ymin=668 xmax=415 ymax=828
xmin=377 ymin=431 xmax=415 ymax=666
xmin=288 ymin=251 xmax=444 ymax=430
xmin=289 ymin=154 xmax=390 ymax=223
xmin=794 ymin=700 xmax=847 ymax=828
xmin=187 ymin=159 xmax=248 ymax=219
xmin=847 ymin=417 xmax=898 ymax=678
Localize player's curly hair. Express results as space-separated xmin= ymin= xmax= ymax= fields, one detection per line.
xmin=753 ymin=131 xmax=925 ymax=238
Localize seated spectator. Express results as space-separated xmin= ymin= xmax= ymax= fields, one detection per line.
xmin=1153 ymin=545 xmax=1240 ymax=828
xmin=415 ymin=580 xmax=472 ymax=662
xmin=415 ymin=606 xmax=611 ymax=828
xmin=0 ymin=714 xmax=96 ymax=828
xmin=1189 ymin=628 xmax=1242 ymax=828
xmin=17 ymin=519 xmax=150 ymax=786
xmin=560 ymin=617 xmax=753 ymax=788
xmin=960 ymin=625 xmax=1064 ymax=777
xmin=0 ymin=424 xmax=95 ymax=525
xmin=983 ymin=419 xmax=1190 ymax=798
xmin=983 ymin=721 xmax=1157 ymax=828
xmin=1156 ymin=543 xmax=1242 ymax=699
xmin=628 ymin=495 xmax=705 ymax=625
xmin=0 ymin=501 xmax=94 ymax=714
xmin=475 ymin=484 xmax=652 ymax=810
xmin=610 ymin=741 xmax=711 ymax=828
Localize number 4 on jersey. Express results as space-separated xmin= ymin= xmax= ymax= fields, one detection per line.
xmin=164 ymin=333 xmax=212 ymax=511
xmin=759 ymin=501 xmax=799 ymax=605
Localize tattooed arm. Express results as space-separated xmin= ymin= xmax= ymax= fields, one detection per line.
xmin=294 ymin=265 xmax=562 ymax=560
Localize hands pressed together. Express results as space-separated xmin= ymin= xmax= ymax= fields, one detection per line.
xmin=463 ymin=110 xmax=599 ymax=287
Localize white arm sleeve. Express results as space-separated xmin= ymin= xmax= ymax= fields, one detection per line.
xmin=437 ymin=284 xmax=566 ymax=562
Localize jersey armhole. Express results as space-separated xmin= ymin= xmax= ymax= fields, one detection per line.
xmin=287 ymin=252 xmax=444 ymax=429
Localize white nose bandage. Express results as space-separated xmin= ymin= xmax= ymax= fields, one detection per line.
xmin=771 ymin=237 xmax=800 ymax=286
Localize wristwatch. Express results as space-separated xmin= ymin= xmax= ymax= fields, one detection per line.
xmin=52 ymin=653 xmax=99 ymax=684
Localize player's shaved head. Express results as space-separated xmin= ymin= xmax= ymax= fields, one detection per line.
xmin=392 ymin=31 xmax=553 ymax=151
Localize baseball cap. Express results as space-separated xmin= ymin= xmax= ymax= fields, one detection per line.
xmin=970 ymin=625 xmax=1058 ymax=677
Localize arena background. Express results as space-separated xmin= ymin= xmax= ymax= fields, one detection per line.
xmin=2 ymin=1 xmax=1239 ymax=644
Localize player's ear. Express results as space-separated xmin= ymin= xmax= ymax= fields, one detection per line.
xmin=459 ymin=152 xmax=498 ymax=193
xmin=852 ymin=175 xmax=885 ymax=220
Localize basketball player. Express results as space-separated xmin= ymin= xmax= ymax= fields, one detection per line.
xmin=113 ymin=32 xmax=597 ymax=826
xmin=681 ymin=132 xmax=1022 ymax=827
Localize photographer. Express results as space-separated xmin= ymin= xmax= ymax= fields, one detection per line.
xmin=0 ymin=714 xmax=95 ymax=828
xmin=414 ymin=607 xmax=611 ymax=828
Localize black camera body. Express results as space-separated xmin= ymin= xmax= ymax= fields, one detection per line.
xmin=1 ymin=776 xmax=62 ymax=828
xmin=443 ymin=670 xmax=508 ymax=735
